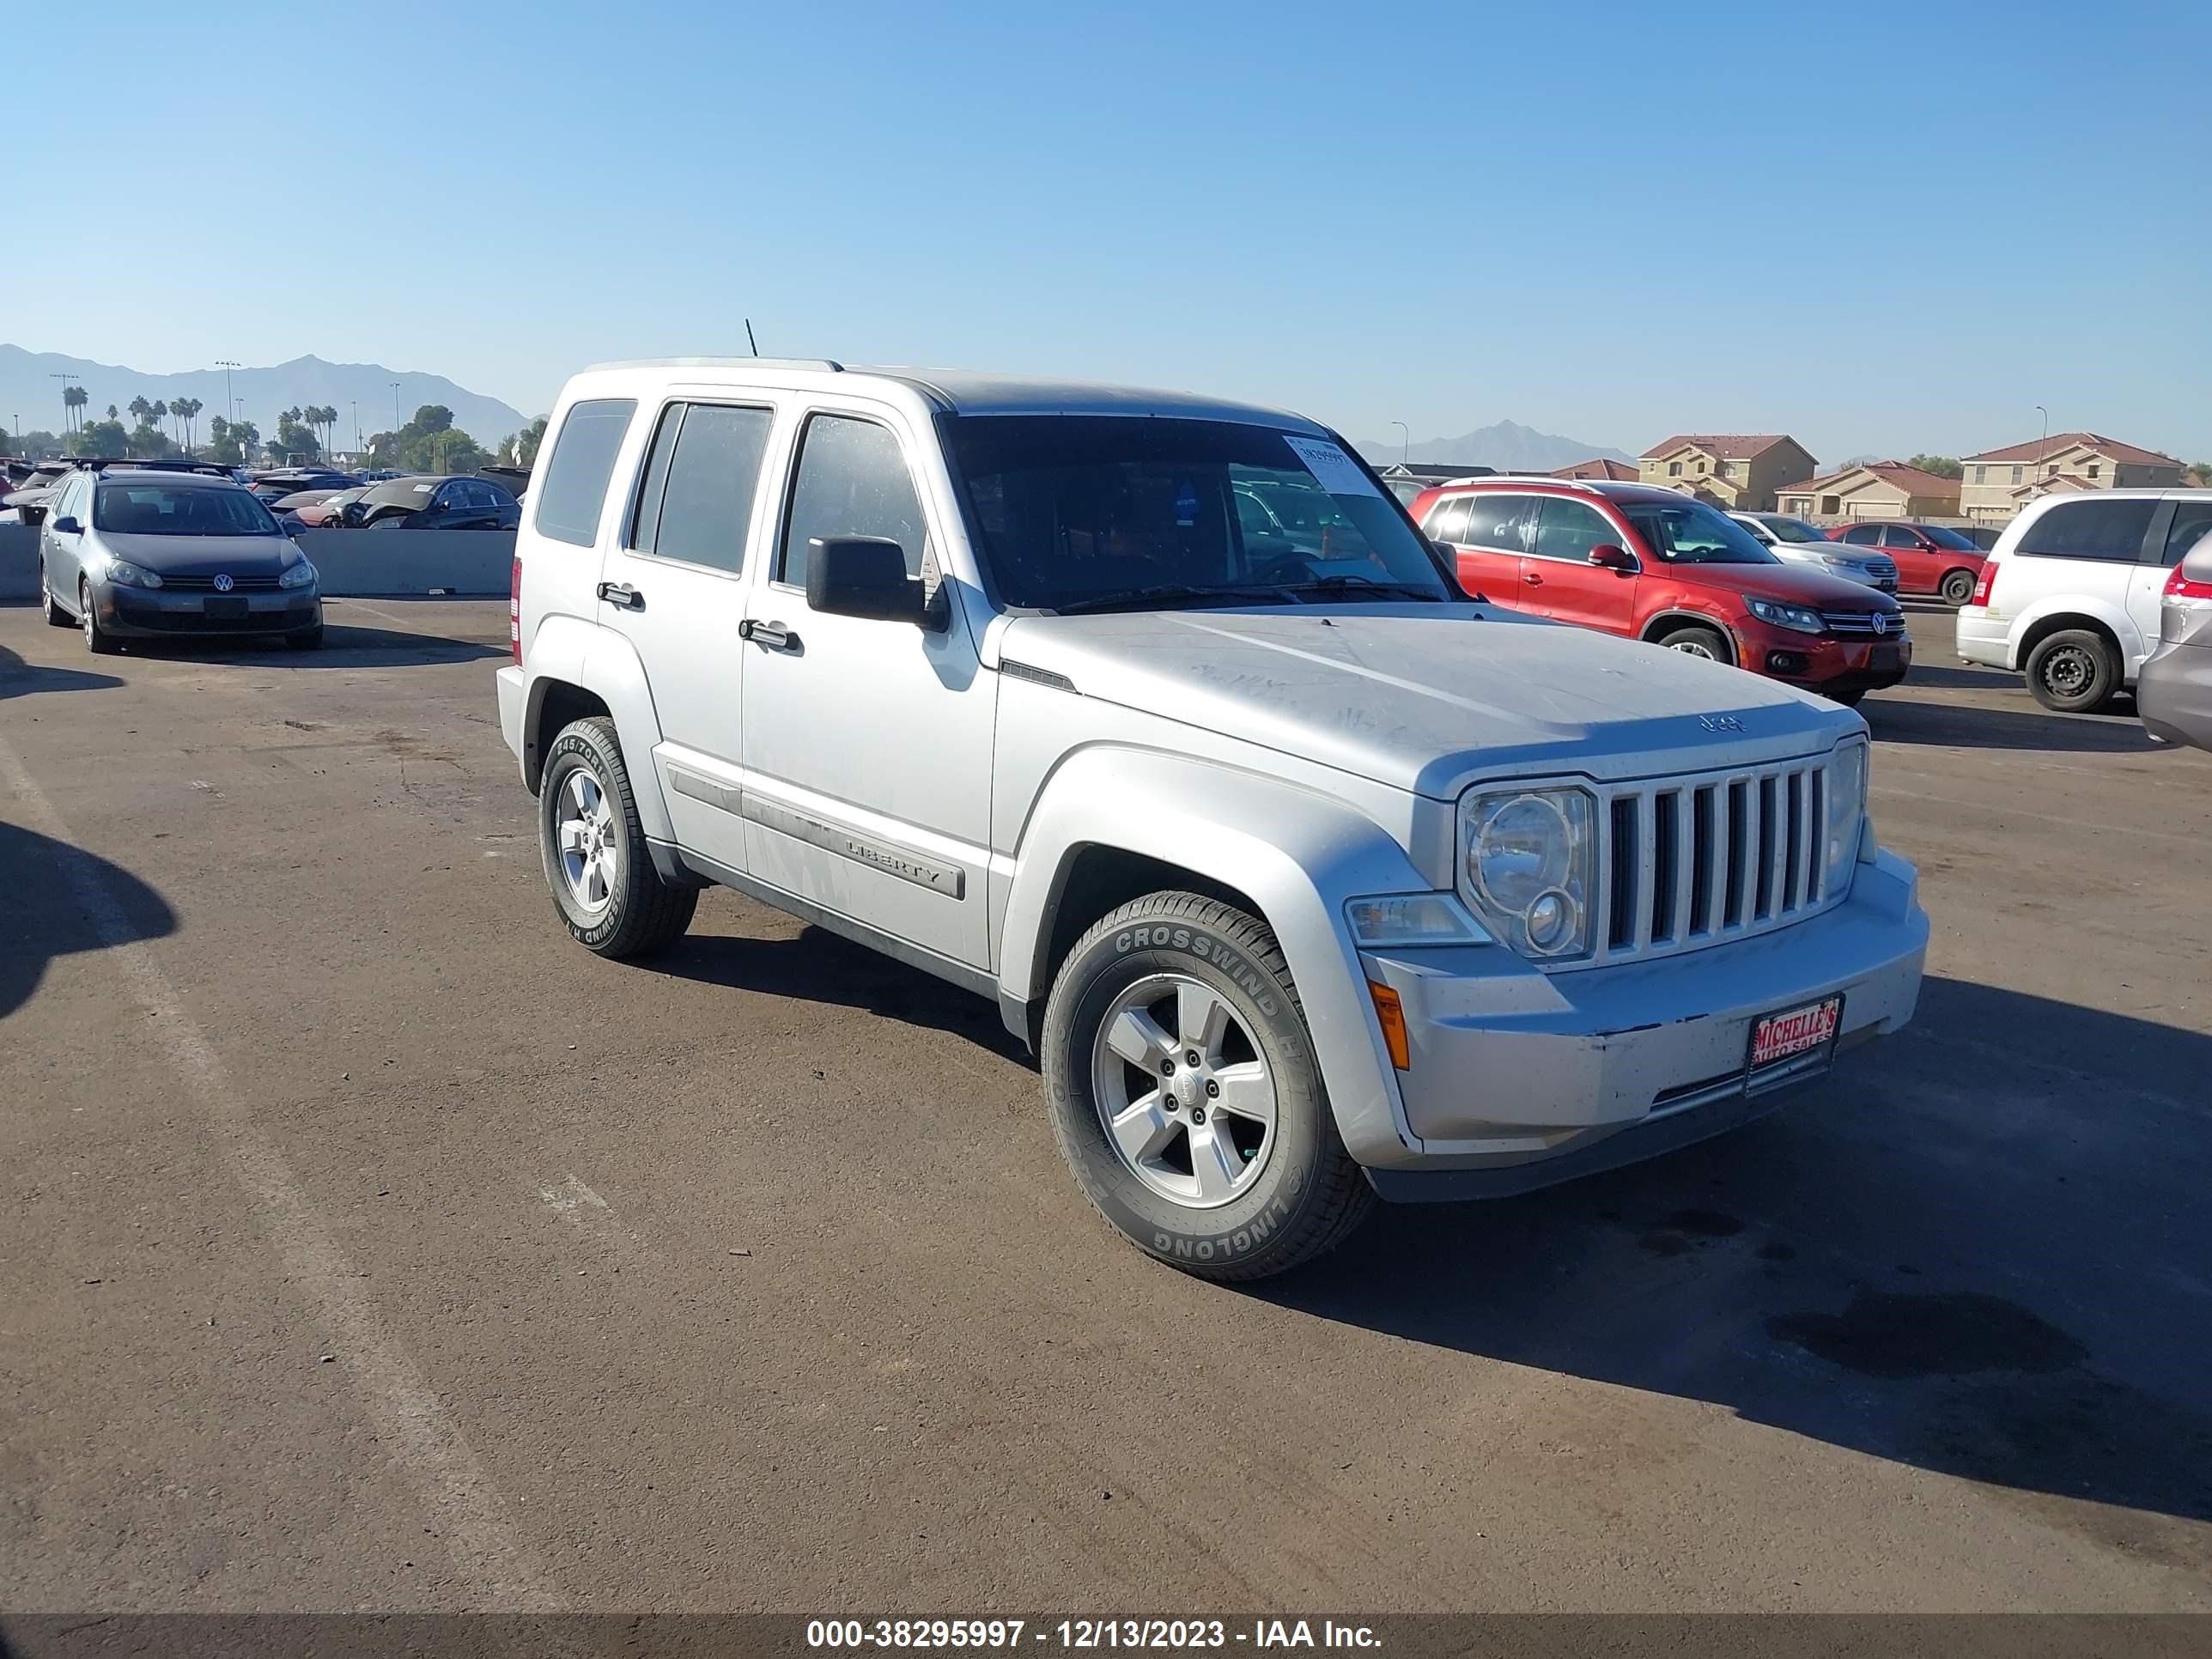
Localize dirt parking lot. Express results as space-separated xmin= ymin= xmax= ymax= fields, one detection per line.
xmin=3 ymin=596 xmax=2208 ymax=1613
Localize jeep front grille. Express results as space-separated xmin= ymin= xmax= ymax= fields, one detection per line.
xmin=1590 ymin=756 xmax=1835 ymax=966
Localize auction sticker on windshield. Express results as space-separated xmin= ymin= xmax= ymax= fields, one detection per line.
xmin=1281 ymin=435 xmax=1379 ymax=497
xmin=1749 ymin=994 xmax=1842 ymax=1070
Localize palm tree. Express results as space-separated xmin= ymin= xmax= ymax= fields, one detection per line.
xmin=151 ymin=400 xmax=169 ymax=445
xmin=175 ymin=397 xmax=203 ymax=454
xmin=128 ymin=395 xmax=152 ymax=428
xmin=63 ymin=384 xmax=88 ymax=432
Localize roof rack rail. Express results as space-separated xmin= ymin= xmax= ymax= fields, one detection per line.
xmin=69 ymin=458 xmax=237 ymax=477
xmin=582 ymin=355 xmax=846 ymax=374
xmin=1445 ymin=471 xmax=1610 ymax=494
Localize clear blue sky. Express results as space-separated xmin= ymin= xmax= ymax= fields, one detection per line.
xmin=19 ymin=0 xmax=2210 ymax=464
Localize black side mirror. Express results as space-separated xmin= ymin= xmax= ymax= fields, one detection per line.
xmin=50 ymin=514 xmax=82 ymax=536
xmin=806 ymin=537 xmax=935 ymax=627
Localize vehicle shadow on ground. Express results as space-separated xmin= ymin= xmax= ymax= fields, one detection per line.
xmin=1896 ymin=661 xmax=2021 ymax=692
xmin=1862 ymin=692 xmax=2157 ymax=753
xmin=118 ymin=623 xmax=506 ymax=669
xmin=647 ymin=923 xmax=1031 ymax=1062
xmin=0 ymin=643 xmax=123 ymax=702
xmin=0 ymin=819 xmax=177 ymax=1019
xmin=1255 ymin=976 xmax=2212 ymax=1533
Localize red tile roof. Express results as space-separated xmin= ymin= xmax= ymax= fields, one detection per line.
xmin=1965 ymin=431 xmax=2180 ymax=467
xmin=1641 ymin=434 xmax=1799 ymax=461
xmin=1785 ymin=462 xmax=1961 ymax=501
xmin=2006 ymin=472 xmax=2099 ymax=498
xmin=1550 ymin=459 xmax=1638 ymax=480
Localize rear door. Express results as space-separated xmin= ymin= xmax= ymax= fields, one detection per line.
xmin=1522 ymin=495 xmax=1638 ymax=635
xmin=596 ymin=397 xmax=780 ymax=873
xmin=1455 ymin=493 xmax=1537 ymax=606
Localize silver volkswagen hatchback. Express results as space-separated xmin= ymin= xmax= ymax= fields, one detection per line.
xmin=38 ymin=465 xmax=323 ymax=653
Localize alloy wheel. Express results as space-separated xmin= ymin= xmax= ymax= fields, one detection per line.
xmin=1090 ymin=974 xmax=1277 ymax=1209
xmin=555 ymin=767 xmax=621 ymax=914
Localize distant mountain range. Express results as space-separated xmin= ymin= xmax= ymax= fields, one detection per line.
xmin=0 ymin=346 xmax=532 ymax=447
xmin=1357 ymin=419 xmax=1632 ymax=473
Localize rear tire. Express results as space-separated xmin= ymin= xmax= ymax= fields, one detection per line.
xmin=42 ymin=563 xmax=73 ymax=626
xmin=538 ymin=715 xmax=697 ymax=958
xmin=1940 ymin=568 xmax=1977 ymax=606
xmin=2025 ymin=628 xmax=2120 ymax=714
xmin=1041 ymin=891 xmax=1376 ymax=1281
xmin=1654 ymin=623 xmax=1731 ymax=664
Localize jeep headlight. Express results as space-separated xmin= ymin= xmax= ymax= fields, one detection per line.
xmin=1461 ymin=786 xmax=1595 ymax=960
xmin=1747 ymin=597 xmax=1824 ymax=635
xmin=104 ymin=558 xmax=161 ymax=589
xmin=1826 ymin=738 xmax=1868 ymax=890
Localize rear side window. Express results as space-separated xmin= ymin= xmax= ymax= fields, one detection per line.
xmin=532 ymin=398 xmax=636 ymax=547
xmin=2161 ymin=501 xmax=2212 ymax=566
xmin=630 ymin=404 xmax=774 ymax=574
xmin=1424 ymin=495 xmax=1472 ymax=542
xmin=1840 ymin=525 xmax=1881 ymax=545
xmin=2017 ymin=498 xmax=2157 ymax=562
xmin=777 ymin=414 xmax=927 ymax=590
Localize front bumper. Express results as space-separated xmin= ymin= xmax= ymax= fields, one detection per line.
xmin=2140 ymin=638 xmax=2212 ymax=752
xmin=1736 ymin=619 xmax=1911 ymax=694
xmin=103 ymin=584 xmax=319 ymax=636
xmin=1353 ymin=848 xmax=1927 ymax=1198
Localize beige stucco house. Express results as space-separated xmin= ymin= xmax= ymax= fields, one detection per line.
xmin=1957 ymin=433 xmax=2185 ymax=525
xmin=1638 ymin=434 xmax=1816 ymax=513
xmin=1776 ymin=462 xmax=1961 ymax=522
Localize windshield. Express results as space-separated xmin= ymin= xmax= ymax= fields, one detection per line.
xmin=1917 ymin=525 xmax=1979 ymax=550
xmin=943 ymin=416 xmax=1453 ymax=611
xmin=1760 ymin=515 xmax=1830 ymax=543
xmin=94 ymin=483 xmax=281 ymax=536
xmin=1621 ymin=500 xmax=1780 ymax=565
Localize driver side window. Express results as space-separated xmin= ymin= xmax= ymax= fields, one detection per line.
xmin=778 ymin=414 xmax=928 ymax=591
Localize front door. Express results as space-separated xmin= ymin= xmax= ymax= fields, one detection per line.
xmin=1879 ymin=525 xmax=1936 ymax=593
xmin=597 ymin=398 xmax=779 ymax=873
xmin=738 ymin=404 xmax=997 ymax=971
xmin=1522 ymin=495 xmax=1639 ymax=635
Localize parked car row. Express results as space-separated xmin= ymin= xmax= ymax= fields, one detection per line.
xmin=1413 ymin=477 xmax=1910 ymax=705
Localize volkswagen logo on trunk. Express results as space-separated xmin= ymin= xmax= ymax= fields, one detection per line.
xmin=212 ymin=574 xmax=234 ymax=592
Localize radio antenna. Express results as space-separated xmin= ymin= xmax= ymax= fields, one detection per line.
xmin=744 ymin=319 xmax=759 ymax=356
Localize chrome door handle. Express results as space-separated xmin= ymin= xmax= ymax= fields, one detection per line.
xmin=738 ymin=618 xmax=801 ymax=651
xmin=596 ymin=581 xmax=644 ymax=611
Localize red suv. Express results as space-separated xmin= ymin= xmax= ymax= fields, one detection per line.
xmin=1413 ymin=479 xmax=1911 ymax=704
xmin=1826 ymin=521 xmax=1987 ymax=605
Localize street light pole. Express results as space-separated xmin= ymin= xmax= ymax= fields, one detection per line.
xmin=390 ymin=382 xmax=403 ymax=436
xmin=1390 ymin=420 xmax=1409 ymax=466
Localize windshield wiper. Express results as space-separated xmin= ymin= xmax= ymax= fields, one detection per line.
xmin=1052 ymin=582 xmax=1298 ymax=616
xmin=1272 ymin=576 xmax=1448 ymax=603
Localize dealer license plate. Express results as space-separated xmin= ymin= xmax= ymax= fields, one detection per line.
xmin=1748 ymin=995 xmax=1842 ymax=1072
xmin=204 ymin=598 xmax=248 ymax=620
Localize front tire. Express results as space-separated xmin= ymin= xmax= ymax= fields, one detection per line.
xmin=81 ymin=582 xmax=118 ymax=655
xmin=1654 ymin=623 xmax=1730 ymax=664
xmin=1827 ymin=687 xmax=1868 ymax=707
xmin=2025 ymin=628 xmax=2120 ymax=714
xmin=1042 ymin=891 xmax=1376 ymax=1281
xmin=538 ymin=715 xmax=697 ymax=957
xmin=284 ymin=623 xmax=325 ymax=651
xmin=1940 ymin=568 xmax=1978 ymax=606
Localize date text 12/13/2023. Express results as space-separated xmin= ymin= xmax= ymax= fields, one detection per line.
xmin=805 ymin=1621 xmax=1382 ymax=1650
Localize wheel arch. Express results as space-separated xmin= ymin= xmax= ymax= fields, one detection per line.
xmin=997 ymin=747 xmax=1430 ymax=1165
xmin=520 ymin=616 xmax=672 ymax=842
xmin=2015 ymin=607 xmax=2128 ymax=679
xmin=1639 ymin=608 xmax=1740 ymax=665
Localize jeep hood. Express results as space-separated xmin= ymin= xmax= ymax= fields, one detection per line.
xmin=995 ymin=606 xmax=1857 ymax=798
